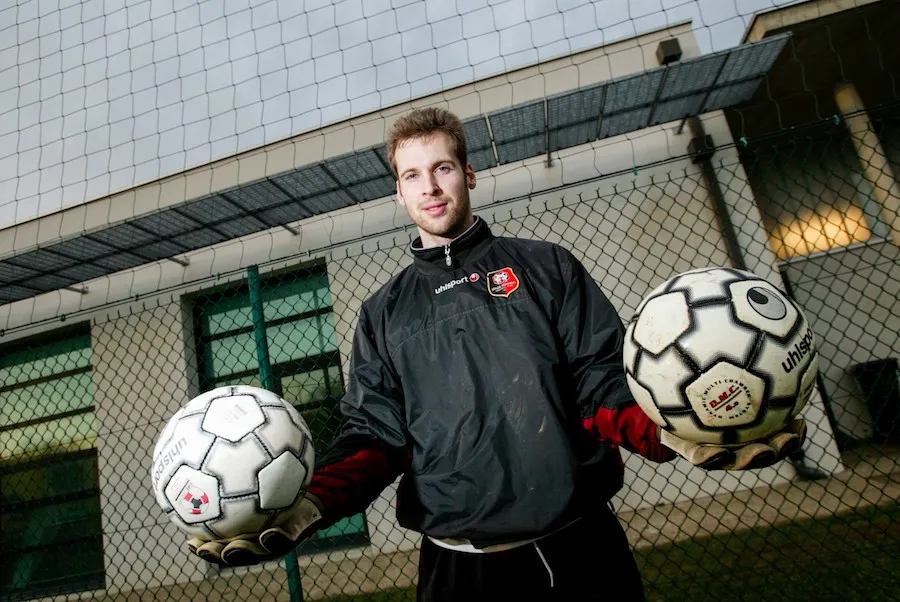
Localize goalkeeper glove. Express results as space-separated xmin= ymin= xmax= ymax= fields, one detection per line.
xmin=187 ymin=494 xmax=324 ymax=567
xmin=659 ymin=419 xmax=806 ymax=471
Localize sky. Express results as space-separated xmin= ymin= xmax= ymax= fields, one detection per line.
xmin=0 ymin=0 xmax=803 ymax=230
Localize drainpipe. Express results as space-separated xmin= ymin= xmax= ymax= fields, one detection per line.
xmin=654 ymin=37 xmax=748 ymax=270
xmin=685 ymin=116 xmax=748 ymax=271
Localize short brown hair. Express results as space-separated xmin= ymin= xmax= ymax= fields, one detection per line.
xmin=386 ymin=107 xmax=468 ymax=178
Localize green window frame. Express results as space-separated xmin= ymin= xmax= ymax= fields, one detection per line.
xmin=0 ymin=324 xmax=105 ymax=601
xmin=190 ymin=262 xmax=370 ymax=553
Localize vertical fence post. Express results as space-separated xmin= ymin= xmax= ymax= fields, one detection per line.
xmin=247 ymin=265 xmax=304 ymax=602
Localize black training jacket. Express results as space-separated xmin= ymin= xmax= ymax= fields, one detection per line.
xmin=308 ymin=217 xmax=674 ymax=547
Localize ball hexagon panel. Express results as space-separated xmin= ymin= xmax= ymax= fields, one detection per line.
xmin=275 ymin=406 xmax=315 ymax=480
xmin=633 ymin=292 xmax=691 ymax=355
xmin=256 ymin=406 xmax=306 ymax=459
xmin=633 ymin=347 xmax=694 ymax=410
xmin=151 ymin=413 xmax=216 ymax=512
xmin=164 ymin=465 xmax=221 ymax=525
xmin=258 ymin=451 xmax=309 ymax=511
xmin=667 ymin=267 xmax=735 ymax=302
xmin=208 ymin=497 xmax=274 ymax=540
xmin=203 ymin=436 xmax=270 ymax=497
xmin=729 ymin=280 xmax=799 ymax=339
xmin=685 ymin=362 xmax=766 ymax=428
xmin=680 ymin=304 xmax=756 ymax=369
xmin=202 ymin=394 xmax=266 ymax=443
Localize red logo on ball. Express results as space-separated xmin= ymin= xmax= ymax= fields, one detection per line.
xmin=181 ymin=487 xmax=210 ymax=515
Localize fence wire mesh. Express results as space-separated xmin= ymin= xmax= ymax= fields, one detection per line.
xmin=2 ymin=108 xmax=899 ymax=601
xmin=2 ymin=1 xmax=900 ymax=602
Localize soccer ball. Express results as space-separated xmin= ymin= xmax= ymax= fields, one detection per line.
xmin=623 ymin=267 xmax=819 ymax=446
xmin=150 ymin=385 xmax=315 ymax=541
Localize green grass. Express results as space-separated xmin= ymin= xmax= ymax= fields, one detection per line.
xmin=320 ymin=504 xmax=900 ymax=602
xmin=639 ymin=502 xmax=900 ymax=602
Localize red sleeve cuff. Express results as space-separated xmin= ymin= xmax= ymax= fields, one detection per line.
xmin=306 ymin=447 xmax=409 ymax=524
xmin=583 ymin=405 xmax=676 ymax=463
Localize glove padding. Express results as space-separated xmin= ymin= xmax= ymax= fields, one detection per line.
xmin=659 ymin=419 xmax=807 ymax=471
xmin=187 ymin=494 xmax=324 ymax=567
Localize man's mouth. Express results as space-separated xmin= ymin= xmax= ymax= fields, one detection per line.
xmin=423 ymin=203 xmax=447 ymax=216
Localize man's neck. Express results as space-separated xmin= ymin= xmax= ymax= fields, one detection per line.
xmin=418 ymin=216 xmax=475 ymax=249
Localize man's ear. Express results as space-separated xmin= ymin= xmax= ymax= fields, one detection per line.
xmin=396 ymin=181 xmax=406 ymax=207
xmin=466 ymin=163 xmax=476 ymax=189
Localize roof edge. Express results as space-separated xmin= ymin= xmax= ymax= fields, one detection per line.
xmin=742 ymin=0 xmax=882 ymax=43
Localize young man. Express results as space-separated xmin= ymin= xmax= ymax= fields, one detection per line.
xmin=189 ymin=107 xmax=806 ymax=601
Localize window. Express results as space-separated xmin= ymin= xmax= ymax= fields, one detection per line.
xmin=191 ymin=262 xmax=369 ymax=553
xmin=750 ymin=125 xmax=893 ymax=262
xmin=0 ymin=325 xmax=105 ymax=601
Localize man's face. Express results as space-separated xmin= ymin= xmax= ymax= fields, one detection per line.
xmin=394 ymin=131 xmax=476 ymax=248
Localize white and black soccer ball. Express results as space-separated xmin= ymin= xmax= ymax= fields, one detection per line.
xmin=623 ymin=267 xmax=819 ymax=446
xmin=150 ymin=385 xmax=315 ymax=541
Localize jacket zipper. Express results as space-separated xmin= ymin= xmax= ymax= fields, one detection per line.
xmin=444 ymin=245 xmax=452 ymax=267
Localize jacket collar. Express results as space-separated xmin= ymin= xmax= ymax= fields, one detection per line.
xmin=410 ymin=216 xmax=494 ymax=272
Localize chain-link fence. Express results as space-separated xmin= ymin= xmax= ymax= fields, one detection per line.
xmin=1 ymin=102 xmax=899 ymax=602
xmin=3 ymin=0 xmax=900 ymax=598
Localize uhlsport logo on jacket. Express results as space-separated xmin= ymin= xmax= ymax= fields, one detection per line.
xmin=434 ymin=273 xmax=481 ymax=295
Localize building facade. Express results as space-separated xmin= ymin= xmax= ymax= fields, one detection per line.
xmin=2 ymin=2 xmax=898 ymax=599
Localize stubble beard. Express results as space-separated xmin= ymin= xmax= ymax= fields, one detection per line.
xmin=412 ymin=195 xmax=473 ymax=244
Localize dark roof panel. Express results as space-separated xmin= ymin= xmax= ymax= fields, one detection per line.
xmin=0 ymin=34 xmax=791 ymax=305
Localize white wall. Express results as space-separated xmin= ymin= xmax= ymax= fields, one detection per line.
xmin=90 ymin=300 xmax=209 ymax=594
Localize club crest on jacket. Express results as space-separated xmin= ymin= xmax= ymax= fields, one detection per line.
xmin=487 ymin=267 xmax=520 ymax=298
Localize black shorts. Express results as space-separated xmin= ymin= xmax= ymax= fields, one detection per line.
xmin=416 ymin=503 xmax=645 ymax=602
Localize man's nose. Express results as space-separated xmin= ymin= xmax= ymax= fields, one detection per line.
xmin=422 ymin=172 xmax=441 ymax=195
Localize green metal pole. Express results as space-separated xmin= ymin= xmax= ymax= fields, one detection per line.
xmin=247 ymin=265 xmax=304 ymax=602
